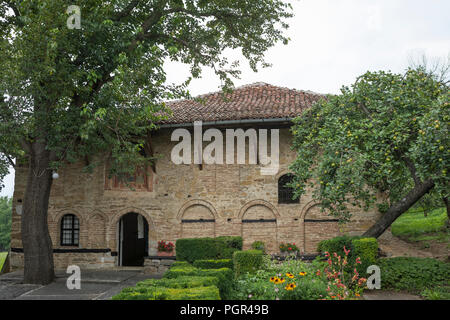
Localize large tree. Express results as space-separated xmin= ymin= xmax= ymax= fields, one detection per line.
xmin=0 ymin=0 xmax=292 ymax=284
xmin=290 ymin=69 xmax=449 ymax=238
xmin=0 ymin=197 xmax=12 ymax=252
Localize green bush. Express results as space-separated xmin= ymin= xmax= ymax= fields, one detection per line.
xmin=378 ymin=257 xmax=450 ymax=292
xmin=351 ymin=237 xmax=378 ymax=274
xmin=421 ymin=286 xmax=450 ymax=300
xmin=164 ymin=266 xmax=233 ymax=299
xmin=112 ymin=285 xmax=220 ymax=300
xmin=193 ymin=259 xmax=233 ymax=270
xmin=280 ymin=278 xmax=328 ymax=300
xmin=317 ymin=235 xmax=361 ymax=257
xmin=135 ymin=276 xmax=219 ymax=289
xmin=171 ymin=261 xmax=191 ymax=268
xmin=175 ymin=236 xmax=243 ymax=263
xmin=233 ymin=250 xmax=264 ymax=277
xmin=214 ymin=236 xmax=243 ymax=260
xmin=317 ymin=235 xmax=378 ymax=274
xmin=175 ymin=238 xmax=218 ymax=263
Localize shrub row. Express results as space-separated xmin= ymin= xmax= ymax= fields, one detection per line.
xmin=193 ymin=259 xmax=233 ymax=270
xmin=164 ymin=265 xmax=233 ymax=299
xmin=233 ymin=250 xmax=264 ymax=277
xmin=135 ymin=276 xmax=220 ymax=289
xmin=171 ymin=261 xmax=191 ymax=268
xmin=175 ymin=236 xmax=242 ymax=263
xmin=112 ymin=275 xmax=221 ymax=300
xmin=112 ymin=285 xmax=220 ymax=300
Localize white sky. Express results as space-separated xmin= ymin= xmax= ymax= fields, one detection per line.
xmin=1 ymin=0 xmax=449 ymax=197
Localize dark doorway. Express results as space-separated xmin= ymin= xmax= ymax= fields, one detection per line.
xmin=118 ymin=212 xmax=149 ymax=266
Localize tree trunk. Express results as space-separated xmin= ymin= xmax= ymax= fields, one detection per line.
xmin=363 ymin=179 xmax=435 ymax=238
xmin=443 ymin=197 xmax=449 ymax=227
xmin=21 ymin=141 xmax=55 ymax=284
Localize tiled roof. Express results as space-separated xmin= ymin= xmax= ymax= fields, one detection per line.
xmin=161 ymin=82 xmax=325 ymax=124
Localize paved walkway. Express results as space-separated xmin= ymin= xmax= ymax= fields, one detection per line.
xmin=0 ymin=268 xmax=160 ymax=300
xmin=363 ymin=291 xmax=422 ymax=300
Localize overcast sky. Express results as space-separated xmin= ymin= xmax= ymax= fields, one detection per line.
xmin=1 ymin=0 xmax=449 ymax=198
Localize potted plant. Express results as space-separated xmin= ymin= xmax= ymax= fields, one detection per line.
xmin=279 ymin=242 xmax=299 ymax=257
xmin=157 ymin=240 xmax=175 ymax=256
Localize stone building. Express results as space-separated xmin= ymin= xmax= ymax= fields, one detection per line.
xmin=9 ymin=83 xmax=383 ymax=269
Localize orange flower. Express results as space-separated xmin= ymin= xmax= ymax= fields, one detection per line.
xmin=286 ymin=273 xmax=294 ymax=279
xmin=285 ymin=283 xmax=296 ymax=291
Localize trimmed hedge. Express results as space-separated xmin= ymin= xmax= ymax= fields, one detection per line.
xmin=317 ymin=235 xmax=362 ymax=257
xmin=233 ymin=250 xmax=264 ymax=277
xmin=193 ymin=259 xmax=233 ymax=270
xmin=378 ymin=257 xmax=450 ymax=292
xmin=164 ymin=266 xmax=233 ymax=299
xmin=112 ymin=285 xmax=220 ymax=300
xmin=175 ymin=236 xmax=243 ymax=263
xmin=352 ymin=237 xmax=378 ymax=274
xmin=171 ymin=261 xmax=191 ymax=268
xmin=216 ymin=236 xmax=243 ymax=259
xmin=135 ymin=276 xmax=219 ymax=289
xmin=317 ymin=235 xmax=378 ymax=274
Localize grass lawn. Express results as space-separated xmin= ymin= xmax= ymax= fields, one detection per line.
xmin=0 ymin=252 xmax=7 ymax=272
xmin=392 ymin=207 xmax=448 ymax=241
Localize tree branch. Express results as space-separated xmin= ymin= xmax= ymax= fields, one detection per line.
xmin=112 ymin=0 xmax=141 ymax=21
xmin=363 ymin=179 xmax=435 ymax=238
xmin=394 ymin=149 xmax=421 ymax=186
xmin=6 ymin=155 xmax=15 ymax=168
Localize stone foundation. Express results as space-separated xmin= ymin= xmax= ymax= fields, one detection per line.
xmin=143 ymin=257 xmax=176 ymax=275
xmin=9 ymin=251 xmax=116 ymax=271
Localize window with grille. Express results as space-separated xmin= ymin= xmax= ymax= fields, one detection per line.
xmin=60 ymin=214 xmax=80 ymax=246
xmin=278 ymin=174 xmax=299 ymax=204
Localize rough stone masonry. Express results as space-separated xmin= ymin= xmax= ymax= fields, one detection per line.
xmin=9 ymin=83 xmax=386 ymax=270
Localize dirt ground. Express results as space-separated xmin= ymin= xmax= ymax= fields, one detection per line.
xmin=378 ymin=232 xmax=449 ymax=262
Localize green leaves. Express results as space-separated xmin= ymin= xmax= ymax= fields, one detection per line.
xmin=0 ymin=0 xmax=292 ymax=182
xmin=290 ymin=69 xmax=449 ymax=222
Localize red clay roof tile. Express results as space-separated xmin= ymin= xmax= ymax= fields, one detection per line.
xmin=161 ymin=82 xmax=325 ymax=124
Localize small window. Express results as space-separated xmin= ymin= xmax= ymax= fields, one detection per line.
xmin=278 ymin=174 xmax=299 ymax=204
xmin=60 ymin=214 xmax=80 ymax=246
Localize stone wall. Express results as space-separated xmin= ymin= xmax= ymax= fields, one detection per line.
xmin=10 ymin=127 xmax=384 ymax=270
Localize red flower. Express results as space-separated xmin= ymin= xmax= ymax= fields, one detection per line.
xmin=343 ymin=246 xmax=350 ymax=256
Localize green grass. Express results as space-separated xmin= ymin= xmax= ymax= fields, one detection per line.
xmin=0 ymin=252 xmax=7 ymax=272
xmin=392 ymin=207 xmax=448 ymax=238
